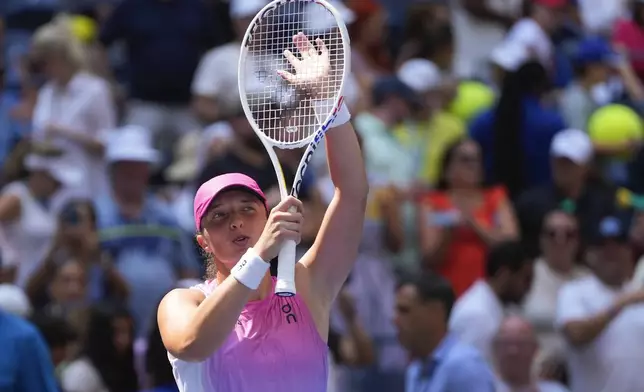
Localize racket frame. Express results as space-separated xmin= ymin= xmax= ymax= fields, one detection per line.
xmin=238 ymin=0 xmax=351 ymax=296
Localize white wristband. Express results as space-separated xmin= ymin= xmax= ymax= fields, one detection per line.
xmin=313 ymin=98 xmax=351 ymax=128
xmin=230 ymin=248 xmax=270 ymax=290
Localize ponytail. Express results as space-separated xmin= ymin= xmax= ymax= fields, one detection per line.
xmin=491 ymin=60 xmax=549 ymax=199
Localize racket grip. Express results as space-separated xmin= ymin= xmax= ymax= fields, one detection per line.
xmin=275 ymin=240 xmax=297 ymax=296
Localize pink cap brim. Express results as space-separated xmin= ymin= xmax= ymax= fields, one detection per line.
xmin=194 ymin=173 xmax=267 ymax=230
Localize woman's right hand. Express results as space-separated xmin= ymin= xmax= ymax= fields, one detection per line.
xmin=254 ymin=196 xmax=304 ymax=261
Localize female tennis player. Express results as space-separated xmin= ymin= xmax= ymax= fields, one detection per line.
xmin=157 ymin=38 xmax=368 ymax=392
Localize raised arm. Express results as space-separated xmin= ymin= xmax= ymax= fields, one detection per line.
xmin=300 ymin=119 xmax=368 ymax=305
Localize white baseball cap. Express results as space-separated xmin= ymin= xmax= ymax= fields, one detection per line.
xmin=490 ymin=41 xmax=529 ymax=72
xmin=105 ymin=125 xmax=160 ymax=164
xmin=0 ymin=284 xmax=32 ymax=318
xmin=397 ymin=58 xmax=442 ymax=93
xmin=550 ymin=128 xmax=594 ymax=165
xmin=24 ymin=154 xmax=83 ymax=187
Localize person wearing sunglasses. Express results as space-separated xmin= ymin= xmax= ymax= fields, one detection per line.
xmin=556 ymin=213 xmax=644 ymax=392
xmin=522 ymin=210 xmax=588 ymax=380
xmin=418 ymin=138 xmax=518 ymax=297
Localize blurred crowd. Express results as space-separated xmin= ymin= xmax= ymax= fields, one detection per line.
xmin=2 ymin=0 xmax=644 ymax=391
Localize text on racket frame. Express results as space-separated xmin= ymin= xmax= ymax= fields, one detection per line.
xmin=291 ymin=97 xmax=345 ymax=198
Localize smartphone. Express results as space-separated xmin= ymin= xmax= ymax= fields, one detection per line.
xmin=430 ymin=210 xmax=460 ymax=227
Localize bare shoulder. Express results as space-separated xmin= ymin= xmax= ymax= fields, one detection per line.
xmin=158 ymin=288 xmax=205 ymax=319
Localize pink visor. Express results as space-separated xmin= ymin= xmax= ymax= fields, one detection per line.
xmin=194 ymin=173 xmax=267 ymax=230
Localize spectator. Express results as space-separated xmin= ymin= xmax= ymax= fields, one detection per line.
xmin=327 ymin=287 xmax=375 ymax=392
xmin=197 ymin=106 xmax=300 ymax=209
xmin=523 ymin=210 xmax=588 ymax=367
xmin=418 ymin=139 xmax=518 ymax=296
xmin=515 ymin=128 xmax=617 ymax=258
xmin=142 ymin=303 xmax=179 ymax=392
xmin=0 ymin=309 xmax=59 ymax=391
xmin=30 ymin=311 xmax=78 ymax=374
xmin=354 ymin=77 xmax=418 ymax=188
xmin=493 ymin=315 xmax=570 ymax=392
xmin=0 ymin=153 xmax=81 ymax=287
xmin=26 ymin=199 xmax=129 ymax=312
xmin=30 ymin=15 xmax=116 ymax=198
xmin=450 ymin=0 xmax=521 ymax=80
xmin=99 ymin=0 xmax=217 ymax=157
xmin=559 ymin=37 xmax=617 ymax=131
xmin=449 ymin=240 xmax=534 ymax=364
xmin=97 ymin=126 xmax=198 ymax=337
xmin=394 ymin=58 xmax=465 ymax=187
xmin=346 ymin=0 xmax=390 ymax=99
xmin=396 ymin=9 xmax=453 ymax=72
xmin=556 ymin=214 xmax=644 ymax=392
xmin=62 ymin=302 xmax=138 ymax=392
xmin=504 ymin=0 xmax=566 ymax=70
xmin=395 ymin=272 xmax=496 ymax=392
xmin=190 ymin=0 xmax=266 ymax=125
xmin=471 ymin=60 xmax=565 ymax=199
xmin=488 ymin=40 xmax=530 ymax=89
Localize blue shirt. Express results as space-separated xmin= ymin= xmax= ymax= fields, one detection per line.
xmin=405 ymin=334 xmax=495 ymax=392
xmin=470 ymin=96 xmax=565 ymax=189
xmin=99 ymin=0 xmax=217 ymax=104
xmin=0 ymin=311 xmax=59 ymax=392
xmin=96 ymin=194 xmax=198 ymax=336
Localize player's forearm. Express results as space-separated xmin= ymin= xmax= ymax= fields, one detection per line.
xmin=176 ymin=278 xmax=254 ymax=361
xmin=325 ymin=122 xmax=368 ymax=200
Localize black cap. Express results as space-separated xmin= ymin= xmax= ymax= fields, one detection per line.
xmin=591 ymin=214 xmax=630 ymax=245
xmin=372 ymin=76 xmax=422 ymax=108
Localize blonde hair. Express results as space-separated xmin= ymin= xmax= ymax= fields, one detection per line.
xmin=31 ymin=14 xmax=88 ymax=70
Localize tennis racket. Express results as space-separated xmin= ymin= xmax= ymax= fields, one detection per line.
xmin=238 ymin=0 xmax=350 ymax=296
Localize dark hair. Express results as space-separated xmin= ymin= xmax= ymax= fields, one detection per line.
xmin=435 ymin=138 xmax=481 ymax=190
xmin=397 ymin=272 xmax=456 ymax=321
xmin=485 ymin=240 xmax=531 ymax=278
xmin=82 ymin=303 xmax=138 ymax=392
xmin=145 ymin=302 xmax=176 ymax=388
xmin=418 ymin=23 xmax=453 ymax=60
xmin=30 ymin=311 xmax=77 ymax=350
xmin=634 ymin=1 xmax=644 ymax=26
xmin=59 ymin=199 xmax=97 ymax=227
xmin=491 ymin=61 xmax=550 ymax=199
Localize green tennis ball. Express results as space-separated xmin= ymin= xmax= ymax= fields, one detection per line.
xmin=587 ymin=104 xmax=643 ymax=146
xmin=448 ymin=81 xmax=495 ymax=123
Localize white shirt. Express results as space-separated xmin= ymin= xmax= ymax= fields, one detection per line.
xmin=576 ymin=0 xmax=627 ymax=33
xmin=449 ymin=280 xmax=505 ymax=364
xmin=504 ymin=18 xmax=553 ymax=69
xmin=556 ymin=275 xmax=644 ymax=392
xmin=523 ymin=259 xmax=589 ymax=357
xmin=451 ymin=0 xmax=523 ymax=79
xmin=61 ymin=357 xmax=108 ymax=392
xmin=32 ymin=72 xmax=116 ymax=198
xmin=0 ymin=182 xmax=59 ymax=287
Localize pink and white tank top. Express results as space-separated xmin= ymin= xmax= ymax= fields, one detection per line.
xmin=169 ymin=277 xmax=329 ymax=392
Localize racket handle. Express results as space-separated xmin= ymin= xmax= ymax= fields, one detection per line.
xmin=275 ymin=240 xmax=297 ymax=296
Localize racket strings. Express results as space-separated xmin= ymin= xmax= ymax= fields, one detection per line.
xmin=243 ymin=1 xmax=345 ymax=147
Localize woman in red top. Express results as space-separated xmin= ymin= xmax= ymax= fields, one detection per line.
xmin=418 ymin=139 xmax=519 ymax=296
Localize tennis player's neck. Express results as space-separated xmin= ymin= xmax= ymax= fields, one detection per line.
xmin=216 ymin=271 xmax=273 ymax=301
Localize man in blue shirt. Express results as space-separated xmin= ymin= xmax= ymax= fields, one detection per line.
xmin=394 ymin=272 xmax=495 ymax=392
xmin=0 ymin=310 xmax=59 ymax=391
